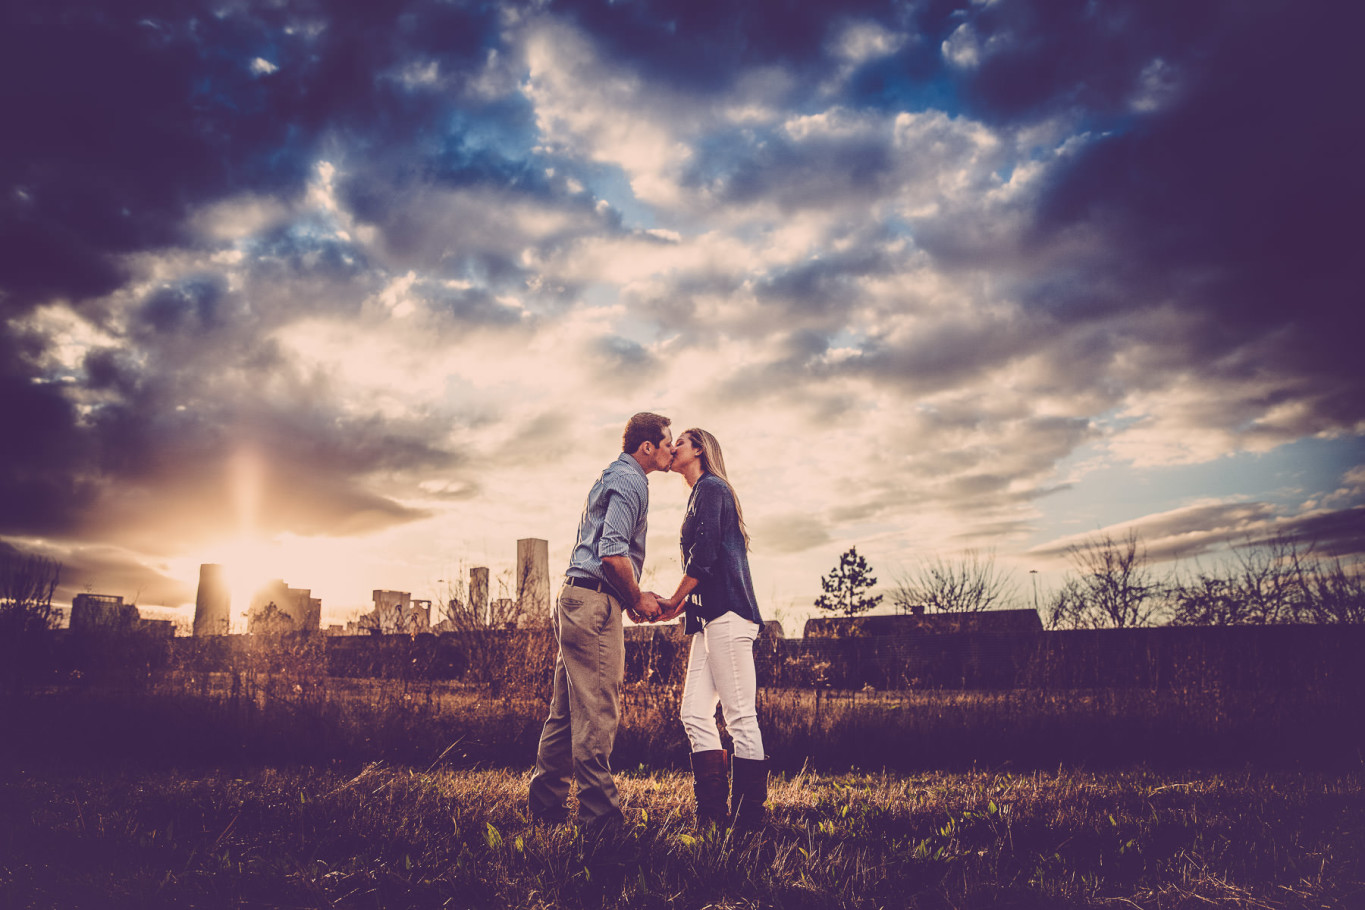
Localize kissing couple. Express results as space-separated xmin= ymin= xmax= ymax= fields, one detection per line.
xmin=528 ymin=412 xmax=768 ymax=837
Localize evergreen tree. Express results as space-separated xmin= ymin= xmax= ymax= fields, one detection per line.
xmin=815 ymin=546 xmax=883 ymax=616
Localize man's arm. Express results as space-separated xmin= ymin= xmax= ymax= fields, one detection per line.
xmin=597 ymin=480 xmax=658 ymax=620
xmin=601 ymin=555 xmax=660 ymax=619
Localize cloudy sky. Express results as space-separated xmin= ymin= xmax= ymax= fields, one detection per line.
xmin=4 ymin=0 xmax=1362 ymax=631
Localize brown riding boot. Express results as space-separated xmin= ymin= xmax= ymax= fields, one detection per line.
xmin=731 ymin=756 xmax=769 ymax=830
xmin=690 ymin=749 xmax=730 ymax=830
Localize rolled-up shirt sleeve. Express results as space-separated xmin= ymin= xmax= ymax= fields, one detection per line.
xmin=598 ymin=485 xmax=645 ymax=559
xmin=682 ymin=480 xmax=724 ymax=579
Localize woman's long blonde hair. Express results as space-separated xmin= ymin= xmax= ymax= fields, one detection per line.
xmin=682 ymin=427 xmax=750 ymax=550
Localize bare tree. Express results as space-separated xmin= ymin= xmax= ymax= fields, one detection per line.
xmin=1044 ymin=577 xmax=1087 ymax=630
xmin=1169 ymin=534 xmax=1364 ymax=626
xmin=1168 ymin=574 xmax=1244 ymax=626
xmin=247 ymin=601 xmax=296 ymax=635
xmin=892 ymin=551 xmax=1017 ymax=614
xmin=434 ymin=564 xmax=527 ymax=631
xmin=1296 ymin=553 xmax=1365 ymax=624
xmin=1170 ymin=534 xmax=1306 ymax=625
xmin=0 ymin=551 xmax=62 ymax=695
xmin=1235 ymin=535 xmax=1311 ymax=623
xmin=1051 ymin=530 xmax=1162 ymax=629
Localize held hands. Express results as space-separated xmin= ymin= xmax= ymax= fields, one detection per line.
xmin=626 ymin=590 xmax=662 ymax=624
xmin=654 ymin=594 xmax=686 ymax=624
xmin=626 ymin=591 xmax=685 ymax=624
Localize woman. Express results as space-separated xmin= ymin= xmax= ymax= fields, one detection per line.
xmin=655 ymin=428 xmax=768 ymax=830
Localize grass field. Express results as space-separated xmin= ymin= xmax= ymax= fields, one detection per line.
xmin=3 ymin=677 xmax=1364 ymax=909
xmin=2 ymin=762 xmax=1360 ymax=908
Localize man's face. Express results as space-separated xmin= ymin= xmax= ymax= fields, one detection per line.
xmin=645 ymin=427 xmax=674 ymax=472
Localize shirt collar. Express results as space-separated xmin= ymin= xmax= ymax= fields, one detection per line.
xmin=617 ymin=452 xmax=648 ymax=481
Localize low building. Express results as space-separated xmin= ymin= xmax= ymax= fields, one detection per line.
xmin=356 ymin=590 xmax=430 ymax=634
xmin=69 ymin=594 xmax=140 ymax=635
xmin=802 ymin=609 xmax=1043 ymax=638
xmin=69 ymin=594 xmax=175 ymax=636
xmin=138 ymin=618 xmax=176 ymax=638
xmin=246 ymin=580 xmax=322 ymax=634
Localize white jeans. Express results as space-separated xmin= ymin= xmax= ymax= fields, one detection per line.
xmin=680 ymin=612 xmax=765 ymax=760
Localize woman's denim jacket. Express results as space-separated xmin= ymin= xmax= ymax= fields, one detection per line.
xmin=681 ymin=473 xmax=763 ymax=634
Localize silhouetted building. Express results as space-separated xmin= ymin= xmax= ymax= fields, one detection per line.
xmin=802 ymin=609 xmax=1043 ymax=638
xmin=69 ymin=594 xmax=173 ymax=636
xmin=490 ymin=597 xmax=515 ymax=628
xmin=247 ymin=580 xmax=321 ymax=634
xmin=140 ymin=618 xmax=176 ymax=638
xmin=517 ymin=538 xmax=550 ymax=625
xmin=357 ymin=590 xmax=429 ymax=634
xmin=70 ymin=593 xmax=139 ymax=634
xmin=469 ymin=568 xmax=489 ymax=624
xmin=193 ymin=563 xmax=231 ymax=636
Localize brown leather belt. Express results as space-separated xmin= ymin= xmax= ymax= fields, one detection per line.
xmin=564 ymin=575 xmax=610 ymax=593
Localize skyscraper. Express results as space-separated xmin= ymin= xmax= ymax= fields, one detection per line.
xmin=517 ymin=537 xmax=550 ymax=625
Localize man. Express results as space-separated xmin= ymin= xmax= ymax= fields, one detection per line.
xmin=528 ymin=412 xmax=673 ymax=833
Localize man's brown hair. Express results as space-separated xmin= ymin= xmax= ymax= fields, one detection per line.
xmin=622 ymin=412 xmax=671 ymax=454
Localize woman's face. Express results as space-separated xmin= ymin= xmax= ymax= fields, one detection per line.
xmin=670 ymin=435 xmax=701 ymax=473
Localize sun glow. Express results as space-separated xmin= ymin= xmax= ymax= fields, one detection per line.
xmin=219 ymin=538 xmax=278 ymax=614
xmin=183 ymin=532 xmax=383 ymax=632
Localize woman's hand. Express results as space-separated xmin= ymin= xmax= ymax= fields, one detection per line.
xmin=655 ymin=596 xmax=686 ymax=623
xmin=655 ymin=575 xmax=697 ymax=623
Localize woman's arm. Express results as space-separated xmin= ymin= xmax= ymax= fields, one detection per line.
xmin=657 ymin=575 xmax=698 ymax=621
xmin=682 ymin=478 xmax=725 ymax=581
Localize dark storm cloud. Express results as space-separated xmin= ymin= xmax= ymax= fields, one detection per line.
xmin=592 ymin=335 xmax=658 ymax=375
xmin=1270 ymin=507 xmax=1365 ymax=560
xmin=0 ymin=332 xmax=97 ymax=536
xmin=75 ymin=403 xmax=443 ymax=547
xmin=0 ymin=536 xmax=190 ymax=610
xmin=3 ymin=283 xmax=457 ymax=547
xmin=1027 ymin=501 xmax=1280 ymax=563
xmin=849 ymin=313 xmax=1040 ymax=394
xmin=1028 ymin=499 xmax=1365 ymax=566
xmin=424 ymin=282 xmax=527 ymax=327
xmin=0 ymin=0 xmax=508 ymax=313
xmin=980 ymin=1 xmax=1365 ymax=415
xmin=56 ymin=546 xmax=193 ymax=608
xmin=756 ymin=248 xmax=892 ymax=312
xmin=248 ymin=225 xmax=372 ymax=286
xmin=556 ymin=0 xmax=895 ymax=93
xmin=138 ymin=275 xmax=232 ymax=335
xmin=702 ymin=125 xmax=898 ymax=212
xmin=953 ymin=0 xmax=1227 ymax=123
xmin=1 ymin=0 xmax=533 ymax=548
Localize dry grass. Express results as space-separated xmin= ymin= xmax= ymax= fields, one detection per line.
xmin=1 ymin=762 xmax=1360 ymax=908
xmin=3 ymin=655 xmax=1361 ymax=907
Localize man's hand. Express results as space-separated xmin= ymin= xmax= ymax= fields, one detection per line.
xmin=634 ymin=590 xmax=662 ymax=621
xmin=625 ymin=591 xmax=662 ymax=624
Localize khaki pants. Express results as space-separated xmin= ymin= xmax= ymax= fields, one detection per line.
xmin=528 ymin=583 xmax=625 ymax=829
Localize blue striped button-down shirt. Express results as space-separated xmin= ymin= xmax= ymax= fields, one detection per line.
xmin=567 ymin=453 xmax=650 ymax=595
